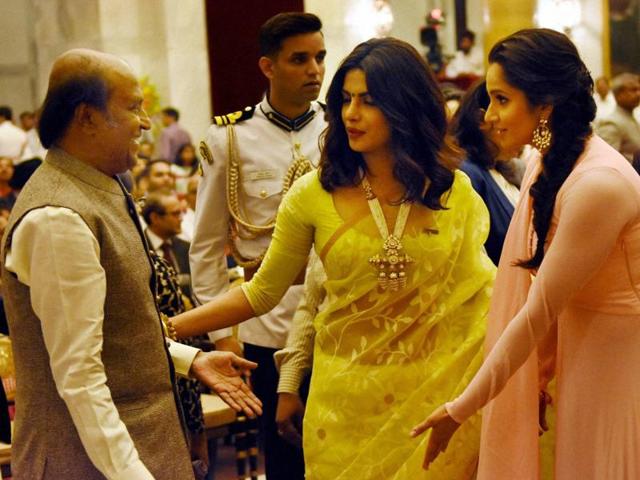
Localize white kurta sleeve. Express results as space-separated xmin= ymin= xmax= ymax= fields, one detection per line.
xmin=5 ymin=207 xmax=154 ymax=480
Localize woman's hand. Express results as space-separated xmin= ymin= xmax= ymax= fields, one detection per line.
xmin=275 ymin=392 xmax=305 ymax=448
xmin=410 ymin=405 xmax=461 ymax=469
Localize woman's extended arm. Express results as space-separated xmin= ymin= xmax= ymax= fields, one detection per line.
xmin=412 ymin=167 xmax=640 ymax=468
xmin=172 ymin=173 xmax=316 ymax=338
xmin=173 ymin=286 xmax=255 ymax=338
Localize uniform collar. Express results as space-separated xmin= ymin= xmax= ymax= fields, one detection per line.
xmin=260 ymin=96 xmax=318 ymax=132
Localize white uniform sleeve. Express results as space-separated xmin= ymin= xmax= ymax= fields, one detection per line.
xmin=5 ymin=207 xmax=154 ymax=480
xmin=190 ymin=129 xmax=234 ymax=342
xmin=274 ymin=254 xmax=325 ymax=393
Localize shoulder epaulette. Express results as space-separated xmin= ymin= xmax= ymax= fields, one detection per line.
xmin=213 ymin=105 xmax=256 ymax=126
xmin=317 ymin=101 xmax=327 ymax=111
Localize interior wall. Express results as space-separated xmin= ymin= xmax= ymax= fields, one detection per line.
xmin=0 ymin=0 xmax=212 ymax=142
xmin=204 ymin=0 xmax=303 ymax=115
xmin=305 ymin=0 xmax=465 ymax=101
xmin=0 ymin=0 xmax=610 ymax=138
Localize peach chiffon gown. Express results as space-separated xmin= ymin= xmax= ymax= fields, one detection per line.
xmin=446 ymin=135 xmax=640 ymax=480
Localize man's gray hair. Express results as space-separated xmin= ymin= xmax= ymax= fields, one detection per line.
xmin=611 ymin=73 xmax=639 ymax=95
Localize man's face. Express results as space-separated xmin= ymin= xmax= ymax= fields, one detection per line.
xmin=96 ymin=72 xmax=150 ymax=175
xmin=266 ymin=32 xmax=326 ymax=106
xmin=151 ymin=195 xmax=183 ymax=238
xmin=617 ymin=78 xmax=640 ymax=111
xmin=161 ymin=113 xmax=173 ymax=127
xmin=0 ymin=158 xmax=13 ymax=182
xmin=148 ymin=162 xmax=175 ymax=193
xmin=460 ymin=36 xmax=473 ymax=54
xmin=20 ymin=115 xmax=35 ymax=131
xmin=138 ymin=142 xmax=154 ymax=160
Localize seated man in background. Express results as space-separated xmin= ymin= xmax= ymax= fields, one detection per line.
xmin=445 ymin=29 xmax=483 ymax=79
xmin=0 ymin=106 xmax=26 ymax=162
xmin=18 ymin=111 xmax=47 ymax=161
xmin=593 ymin=76 xmax=616 ymax=121
xmin=136 ymin=158 xmax=175 ymax=197
xmin=597 ymin=72 xmax=640 ymax=162
xmin=143 ymin=192 xmax=193 ymax=300
xmin=0 ymin=158 xmax=16 ymax=211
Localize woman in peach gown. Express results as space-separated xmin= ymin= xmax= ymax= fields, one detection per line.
xmin=413 ymin=29 xmax=640 ymax=480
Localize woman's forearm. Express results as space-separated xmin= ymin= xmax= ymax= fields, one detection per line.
xmin=173 ymin=286 xmax=256 ymax=338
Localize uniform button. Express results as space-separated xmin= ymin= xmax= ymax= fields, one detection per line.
xmin=260 ymin=189 xmax=267 ymax=198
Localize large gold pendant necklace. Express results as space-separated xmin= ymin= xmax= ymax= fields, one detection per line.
xmin=362 ymin=176 xmax=413 ymax=291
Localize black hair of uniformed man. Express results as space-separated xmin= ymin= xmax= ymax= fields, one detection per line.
xmin=258 ymin=12 xmax=322 ymax=58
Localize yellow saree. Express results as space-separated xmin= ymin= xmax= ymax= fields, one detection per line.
xmin=243 ymin=170 xmax=496 ymax=479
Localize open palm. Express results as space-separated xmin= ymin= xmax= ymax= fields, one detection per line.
xmin=190 ymin=351 xmax=263 ymax=418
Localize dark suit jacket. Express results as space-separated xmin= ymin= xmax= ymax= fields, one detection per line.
xmin=145 ymin=232 xmax=193 ymax=300
xmin=460 ymin=160 xmax=515 ymax=266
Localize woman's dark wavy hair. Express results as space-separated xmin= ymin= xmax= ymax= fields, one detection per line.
xmin=319 ymin=37 xmax=459 ymax=210
xmin=489 ymin=29 xmax=596 ymax=269
xmin=38 ymin=75 xmax=109 ymax=149
xmin=450 ymin=80 xmax=499 ymax=169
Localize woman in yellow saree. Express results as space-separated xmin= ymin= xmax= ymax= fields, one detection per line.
xmin=174 ymin=38 xmax=495 ymax=479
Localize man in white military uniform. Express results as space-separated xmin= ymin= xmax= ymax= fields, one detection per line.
xmin=190 ymin=12 xmax=326 ymax=480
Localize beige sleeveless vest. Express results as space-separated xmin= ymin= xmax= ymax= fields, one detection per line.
xmin=1 ymin=149 xmax=194 ymax=479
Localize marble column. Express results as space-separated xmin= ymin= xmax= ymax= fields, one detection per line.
xmin=10 ymin=0 xmax=211 ymax=142
xmin=482 ymin=0 xmax=534 ymax=60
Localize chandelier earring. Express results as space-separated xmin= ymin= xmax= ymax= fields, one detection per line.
xmin=532 ymin=118 xmax=552 ymax=152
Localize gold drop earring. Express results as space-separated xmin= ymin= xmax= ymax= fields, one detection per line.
xmin=532 ymin=118 xmax=552 ymax=153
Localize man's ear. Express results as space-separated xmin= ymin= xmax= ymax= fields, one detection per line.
xmin=74 ymin=103 xmax=101 ymax=135
xmin=258 ymin=56 xmax=275 ymax=80
xmin=148 ymin=211 xmax=159 ymax=226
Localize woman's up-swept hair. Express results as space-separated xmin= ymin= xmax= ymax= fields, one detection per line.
xmin=450 ymin=80 xmax=499 ymax=170
xmin=488 ymin=28 xmax=596 ymax=269
xmin=319 ymin=37 xmax=459 ymax=210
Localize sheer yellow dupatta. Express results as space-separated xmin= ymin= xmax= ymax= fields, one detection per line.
xmin=304 ymin=172 xmax=495 ymax=479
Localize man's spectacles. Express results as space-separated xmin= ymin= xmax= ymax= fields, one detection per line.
xmin=160 ymin=210 xmax=183 ymax=218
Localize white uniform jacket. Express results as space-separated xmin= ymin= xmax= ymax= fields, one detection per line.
xmin=190 ymin=97 xmax=326 ymax=348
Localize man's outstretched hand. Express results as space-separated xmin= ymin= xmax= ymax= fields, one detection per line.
xmin=190 ymin=351 xmax=262 ymax=418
